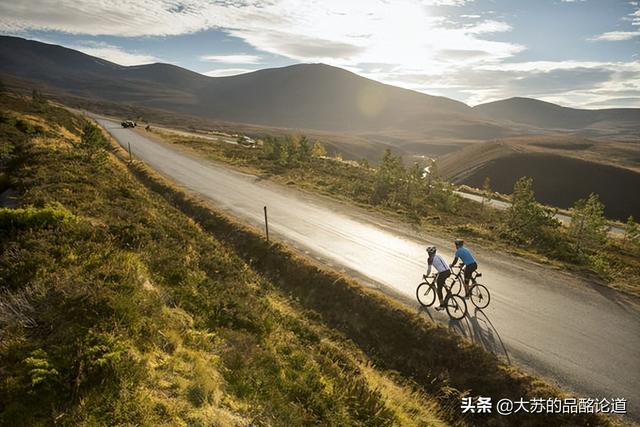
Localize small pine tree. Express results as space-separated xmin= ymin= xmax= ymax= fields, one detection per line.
xmin=311 ymin=141 xmax=326 ymax=158
xmin=298 ymin=136 xmax=311 ymax=161
xmin=506 ymin=176 xmax=558 ymax=244
xmin=623 ymin=215 xmax=640 ymax=246
xmin=481 ymin=176 xmax=492 ymax=209
xmin=568 ymin=193 xmax=608 ymax=254
xmin=372 ymin=149 xmax=405 ymax=205
xmin=262 ymin=137 xmax=281 ymax=160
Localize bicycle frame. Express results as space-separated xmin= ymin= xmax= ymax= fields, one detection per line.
xmin=450 ymin=263 xmax=480 ymax=284
xmin=423 ymin=273 xmax=456 ymax=296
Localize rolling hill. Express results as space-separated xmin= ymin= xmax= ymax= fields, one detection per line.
xmin=474 ymin=97 xmax=640 ymax=138
xmin=438 ymin=135 xmax=640 ymax=220
xmin=0 ymin=35 xmax=501 ymax=136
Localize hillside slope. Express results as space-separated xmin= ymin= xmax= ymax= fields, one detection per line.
xmin=474 ymin=97 xmax=640 ymax=137
xmin=438 ymin=135 xmax=640 ymax=220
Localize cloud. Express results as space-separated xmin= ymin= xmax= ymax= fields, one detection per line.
xmin=203 ymin=68 xmax=255 ymax=77
xmin=421 ymin=0 xmax=474 ymax=5
xmin=591 ymin=6 xmax=640 ymax=41
xmin=19 ymin=38 xmax=159 ymax=65
xmin=200 ymin=54 xmax=262 ymax=64
xmin=71 ymin=41 xmax=159 ymax=65
xmin=355 ymin=59 xmax=640 ymax=108
xmin=464 ymin=20 xmax=512 ymax=34
xmin=591 ymin=30 xmax=640 ymax=41
xmin=0 ymin=0 xmax=225 ymax=37
xmin=0 ymin=0 xmax=520 ymax=67
xmin=430 ymin=61 xmax=640 ymax=107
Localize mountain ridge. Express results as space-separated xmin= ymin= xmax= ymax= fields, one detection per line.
xmin=473 ymin=96 xmax=640 ymax=131
xmin=0 ymin=35 xmax=638 ymax=138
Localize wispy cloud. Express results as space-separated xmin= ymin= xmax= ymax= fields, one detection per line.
xmin=464 ymin=20 xmax=512 ymax=34
xmin=0 ymin=0 xmax=224 ymax=37
xmin=72 ymin=41 xmax=159 ymax=65
xmin=19 ymin=38 xmax=159 ymax=65
xmin=203 ymin=68 xmax=255 ymax=77
xmin=200 ymin=54 xmax=262 ymax=64
xmin=591 ymin=30 xmax=640 ymax=41
xmin=591 ymin=6 xmax=640 ymax=41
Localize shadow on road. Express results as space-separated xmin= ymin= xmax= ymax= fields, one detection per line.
xmin=452 ymin=307 xmax=511 ymax=363
xmin=416 ymin=302 xmax=510 ymax=362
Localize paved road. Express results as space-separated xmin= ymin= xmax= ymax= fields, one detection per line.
xmin=98 ymin=118 xmax=640 ymax=419
xmin=455 ymin=191 xmax=625 ymax=237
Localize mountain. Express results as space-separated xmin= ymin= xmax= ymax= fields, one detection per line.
xmin=1 ymin=35 xmax=637 ymax=161
xmin=474 ymin=97 xmax=640 ymax=135
xmin=0 ymin=35 xmax=491 ymax=134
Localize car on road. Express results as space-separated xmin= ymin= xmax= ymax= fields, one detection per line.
xmin=121 ymin=120 xmax=136 ymax=128
xmin=238 ymin=135 xmax=257 ymax=148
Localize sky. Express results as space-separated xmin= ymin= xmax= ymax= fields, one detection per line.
xmin=1 ymin=0 xmax=639 ymax=108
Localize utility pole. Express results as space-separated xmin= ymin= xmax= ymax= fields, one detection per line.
xmin=127 ymin=142 xmax=132 ymax=162
xmin=264 ymin=206 xmax=269 ymax=243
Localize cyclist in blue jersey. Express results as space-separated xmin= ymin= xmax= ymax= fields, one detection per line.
xmin=450 ymin=239 xmax=477 ymax=298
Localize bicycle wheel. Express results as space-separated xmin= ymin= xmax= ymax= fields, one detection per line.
xmin=416 ymin=282 xmax=436 ymax=307
xmin=445 ymin=294 xmax=467 ymax=320
xmin=449 ymin=277 xmax=463 ymax=296
xmin=470 ymin=284 xmax=490 ymax=309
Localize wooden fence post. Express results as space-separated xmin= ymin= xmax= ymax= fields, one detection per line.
xmin=264 ymin=206 xmax=269 ymax=243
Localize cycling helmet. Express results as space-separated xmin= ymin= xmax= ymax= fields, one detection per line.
xmin=454 ymin=239 xmax=464 ymax=247
xmin=426 ymin=246 xmax=437 ymax=256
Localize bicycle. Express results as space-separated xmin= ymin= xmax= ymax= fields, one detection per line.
xmin=450 ymin=264 xmax=491 ymax=309
xmin=416 ymin=274 xmax=467 ymax=320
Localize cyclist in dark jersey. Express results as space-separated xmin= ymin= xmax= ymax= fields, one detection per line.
xmin=450 ymin=239 xmax=477 ymax=298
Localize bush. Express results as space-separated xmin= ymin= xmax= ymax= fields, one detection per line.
xmin=80 ymin=121 xmax=108 ymax=162
xmin=0 ymin=204 xmax=77 ymax=231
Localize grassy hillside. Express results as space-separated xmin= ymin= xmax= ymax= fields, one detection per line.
xmin=0 ymin=94 xmax=454 ymax=425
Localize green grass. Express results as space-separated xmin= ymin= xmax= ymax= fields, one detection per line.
xmin=1 ymin=94 xmax=455 ymax=425
xmin=149 ymin=128 xmax=640 ymax=298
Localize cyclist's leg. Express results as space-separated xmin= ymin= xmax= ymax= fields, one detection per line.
xmin=435 ymin=273 xmax=445 ymax=307
xmin=437 ymin=271 xmax=450 ymax=307
xmin=463 ymin=263 xmax=477 ymax=295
